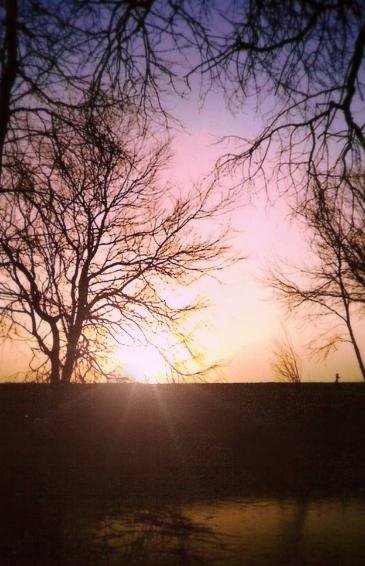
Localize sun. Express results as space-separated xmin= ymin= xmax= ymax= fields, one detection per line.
xmin=111 ymin=319 xmax=210 ymax=383
xmin=114 ymin=344 xmax=170 ymax=383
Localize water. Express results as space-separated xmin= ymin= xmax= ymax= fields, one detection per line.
xmin=5 ymin=496 xmax=364 ymax=564
xmin=181 ymin=498 xmax=365 ymax=564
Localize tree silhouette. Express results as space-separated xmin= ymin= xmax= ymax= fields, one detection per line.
xmin=198 ymin=1 xmax=365 ymax=203
xmin=2 ymin=1 xmax=363 ymax=194
xmin=193 ymin=1 xmax=364 ymax=376
xmin=0 ymin=0 xmax=210 ymax=188
xmin=270 ymin=174 xmax=365 ymax=380
xmin=1 ymin=0 xmax=364 ymax=382
xmin=0 ymin=102 xmax=233 ymax=383
xmin=2 ymin=1 xmax=363 ymax=201
xmin=272 ymin=331 xmax=302 ymax=383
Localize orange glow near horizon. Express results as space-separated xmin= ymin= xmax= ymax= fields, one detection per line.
xmin=0 ymin=91 xmax=364 ymax=383
xmin=114 ymin=345 xmax=169 ymax=383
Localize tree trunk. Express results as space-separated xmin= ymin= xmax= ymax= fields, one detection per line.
xmin=49 ymin=357 xmax=61 ymax=385
xmin=340 ymin=273 xmax=365 ymax=381
xmin=347 ymin=321 xmax=365 ymax=381
xmin=61 ymin=333 xmax=80 ymax=383
xmin=61 ymin=270 xmax=89 ymax=383
xmin=344 ymin=300 xmax=365 ymax=381
xmin=0 ymin=0 xmax=18 ymax=178
xmin=49 ymin=323 xmax=61 ymax=384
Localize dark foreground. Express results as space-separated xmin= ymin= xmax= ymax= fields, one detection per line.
xmin=1 ymin=382 xmax=365 ymax=563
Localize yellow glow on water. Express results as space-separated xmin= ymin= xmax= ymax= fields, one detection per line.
xmin=79 ymin=498 xmax=365 ymax=564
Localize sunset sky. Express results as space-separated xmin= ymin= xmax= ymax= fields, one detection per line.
xmin=0 ymin=0 xmax=364 ymax=385
xmin=1 ymin=82 xmax=363 ymax=384
xmin=168 ymin=88 xmax=365 ymax=382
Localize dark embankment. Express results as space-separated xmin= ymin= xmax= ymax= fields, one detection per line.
xmin=1 ymin=383 xmax=365 ymax=500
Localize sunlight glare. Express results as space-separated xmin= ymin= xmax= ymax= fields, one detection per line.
xmin=114 ymin=345 xmax=169 ymax=383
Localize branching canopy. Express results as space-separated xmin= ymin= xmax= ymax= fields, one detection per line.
xmin=0 ymin=104 xmax=234 ymax=382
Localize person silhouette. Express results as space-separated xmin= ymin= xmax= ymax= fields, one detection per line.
xmin=335 ymin=373 xmax=340 ymax=384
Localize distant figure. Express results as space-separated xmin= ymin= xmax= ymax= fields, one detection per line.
xmin=335 ymin=373 xmax=340 ymax=384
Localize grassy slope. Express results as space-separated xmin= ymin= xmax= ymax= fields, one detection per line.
xmin=1 ymin=383 xmax=365 ymax=499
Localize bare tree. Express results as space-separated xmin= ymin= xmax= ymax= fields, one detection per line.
xmin=181 ymin=1 xmax=365 ymax=380
xmin=272 ymin=331 xmax=302 ymax=383
xmin=192 ymin=1 xmax=365 ymax=203
xmin=3 ymin=1 xmax=363 ymax=199
xmin=2 ymin=1 xmax=364 ymax=190
xmin=0 ymin=103 xmax=234 ymax=384
xmin=2 ymin=1 xmax=364 ymax=383
xmin=0 ymin=0 xmax=216 ymax=188
xmin=270 ymin=173 xmax=365 ymax=380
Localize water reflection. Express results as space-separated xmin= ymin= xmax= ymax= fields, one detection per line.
xmin=183 ymin=498 xmax=365 ymax=564
xmin=86 ymin=507 xmax=233 ymax=564
xmin=3 ymin=496 xmax=365 ymax=564
xmin=79 ymin=497 xmax=365 ymax=564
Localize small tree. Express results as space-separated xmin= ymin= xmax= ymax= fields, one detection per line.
xmin=0 ymin=103 xmax=234 ymax=383
xmin=272 ymin=332 xmax=302 ymax=383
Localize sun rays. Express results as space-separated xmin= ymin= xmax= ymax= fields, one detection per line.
xmin=114 ymin=345 xmax=169 ymax=383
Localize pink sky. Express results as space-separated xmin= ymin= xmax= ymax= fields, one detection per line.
xmin=1 ymin=89 xmax=364 ymax=383
xmin=166 ymin=89 xmax=365 ymax=382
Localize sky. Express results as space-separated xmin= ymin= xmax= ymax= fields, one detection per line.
xmin=0 ymin=76 xmax=364 ymax=384
xmin=163 ymin=86 xmax=365 ymax=383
